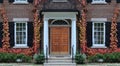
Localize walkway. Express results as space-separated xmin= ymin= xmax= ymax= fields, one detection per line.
xmin=0 ymin=63 xmax=120 ymax=66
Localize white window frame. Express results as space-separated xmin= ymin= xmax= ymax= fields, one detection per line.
xmin=14 ymin=22 xmax=28 ymax=47
xmin=13 ymin=18 xmax=29 ymax=48
xmin=91 ymin=18 xmax=107 ymax=48
xmin=92 ymin=22 xmax=105 ymax=47
xmin=14 ymin=0 xmax=28 ymax=4
xmin=92 ymin=0 xmax=106 ymax=4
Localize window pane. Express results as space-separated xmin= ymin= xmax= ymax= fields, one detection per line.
xmin=15 ymin=22 xmax=27 ymax=45
xmin=93 ymin=23 xmax=105 ymax=45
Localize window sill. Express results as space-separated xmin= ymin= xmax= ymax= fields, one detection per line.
xmin=13 ymin=46 xmax=29 ymax=48
xmin=91 ymin=46 xmax=107 ymax=48
xmin=91 ymin=2 xmax=107 ymax=4
xmin=13 ymin=2 xmax=29 ymax=4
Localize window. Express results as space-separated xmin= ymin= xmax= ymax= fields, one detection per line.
xmin=92 ymin=0 xmax=106 ymax=4
xmin=92 ymin=22 xmax=105 ymax=47
xmin=51 ymin=20 xmax=69 ymax=25
xmin=14 ymin=0 xmax=28 ymax=3
xmin=52 ymin=0 xmax=67 ymax=2
xmin=15 ymin=22 xmax=27 ymax=47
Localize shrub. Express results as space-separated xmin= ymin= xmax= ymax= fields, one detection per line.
xmin=88 ymin=55 xmax=97 ymax=63
xmin=88 ymin=54 xmax=105 ymax=63
xmin=23 ymin=56 xmax=32 ymax=63
xmin=88 ymin=52 xmax=120 ymax=63
xmin=16 ymin=54 xmax=25 ymax=60
xmin=75 ymin=53 xmax=86 ymax=64
xmin=5 ymin=53 xmax=16 ymax=62
xmin=16 ymin=54 xmax=32 ymax=63
xmin=0 ymin=53 xmax=32 ymax=63
xmin=33 ymin=53 xmax=45 ymax=64
xmin=113 ymin=52 xmax=120 ymax=62
xmin=104 ymin=52 xmax=120 ymax=63
xmin=0 ymin=53 xmax=16 ymax=62
xmin=104 ymin=53 xmax=116 ymax=62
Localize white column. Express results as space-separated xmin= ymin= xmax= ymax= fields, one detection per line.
xmin=71 ymin=19 xmax=76 ymax=57
xmin=43 ymin=19 xmax=49 ymax=57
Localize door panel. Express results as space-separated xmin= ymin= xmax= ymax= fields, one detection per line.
xmin=50 ymin=27 xmax=70 ymax=55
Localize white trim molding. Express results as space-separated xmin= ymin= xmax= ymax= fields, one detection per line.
xmin=13 ymin=18 xmax=29 ymax=22
xmin=13 ymin=0 xmax=28 ymax=4
xmin=42 ymin=12 xmax=78 ymax=19
xmin=92 ymin=0 xmax=106 ymax=4
xmin=91 ymin=46 xmax=107 ymax=48
xmin=43 ymin=19 xmax=49 ymax=58
xmin=13 ymin=46 xmax=29 ymax=48
xmin=91 ymin=18 xmax=107 ymax=22
xmin=71 ymin=19 xmax=76 ymax=57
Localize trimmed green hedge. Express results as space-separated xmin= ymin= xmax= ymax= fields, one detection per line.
xmin=0 ymin=53 xmax=32 ymax=63
xmin=88 ymin=52 xmax=120 ymax=63
xmin=88 ymin=54 xmax=105 ymax=63
xmin=104 ymin=52 xmax=120 ymax=62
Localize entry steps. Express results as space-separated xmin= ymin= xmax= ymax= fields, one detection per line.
xmin=44 ymin=57 xmax=76 ymax=66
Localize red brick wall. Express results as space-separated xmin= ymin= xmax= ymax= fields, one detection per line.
xmin=86 ymin=0 xmax=120 ymax=22
xmin=0 ymin=0 xmax=34 ymax=22
xmin=0 ymin=0 xmax=119 ymax=22
xmin=0 ymin=0 xmax=120 ymax=55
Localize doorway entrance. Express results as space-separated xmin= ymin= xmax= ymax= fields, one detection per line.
xmin=49 ymin=20 xmax=70 ymax=56
xmin=43 ymin=12 xmax=77 ymax=58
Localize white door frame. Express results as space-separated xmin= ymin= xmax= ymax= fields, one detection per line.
xmin=42 ymin=12 xmax=78 ymax=58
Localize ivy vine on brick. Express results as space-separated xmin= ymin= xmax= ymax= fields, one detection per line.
xmin=33 ymin=9 xmax=42 ymax=53
xmin=77 ymin=0 xmax=88 ymax=53
xmin=110 ymin=7 xmax=120 ymax=50
xmin=0 ymin=7 xmax=10 ymax=51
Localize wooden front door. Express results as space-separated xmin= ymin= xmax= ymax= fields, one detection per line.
xmin=50 ymin=27 xmax=70 ymax=55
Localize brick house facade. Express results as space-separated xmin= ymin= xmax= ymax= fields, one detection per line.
xmin=0 ymin=0 xmax=120 ymax=57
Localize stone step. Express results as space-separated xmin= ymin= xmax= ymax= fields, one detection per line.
xmin=48 ymin=57 xmax=72 ymax=60
xmin=44 ymin=63 xmax=76 ymax=66
xmin=48 ymin=59 xmax=72 ymax=63
xmin=44 ymin=57 xmax=76 ymax=66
